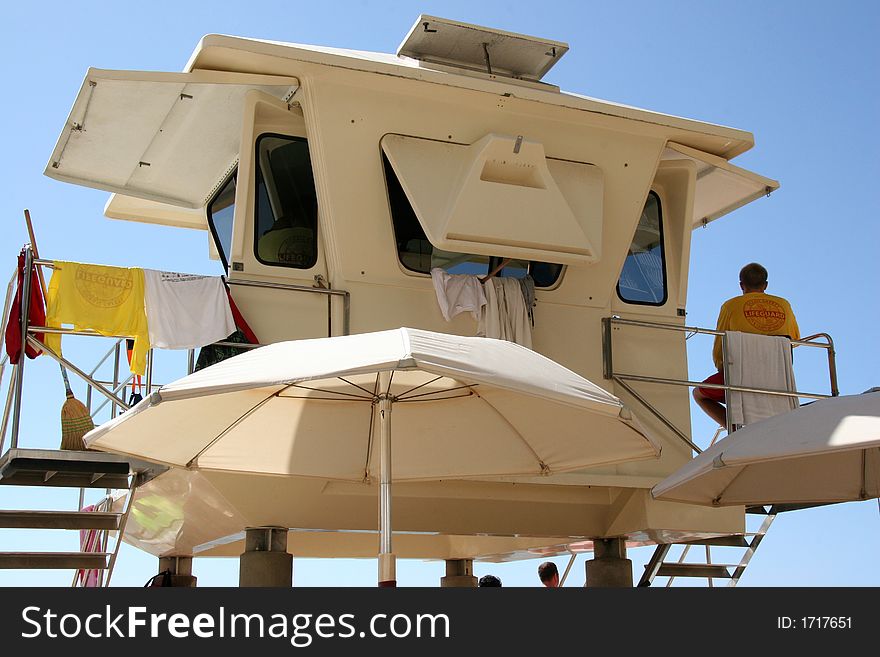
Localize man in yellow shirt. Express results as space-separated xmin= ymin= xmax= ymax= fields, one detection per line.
xmin=694 ymin=263 xmax=800 ymax=427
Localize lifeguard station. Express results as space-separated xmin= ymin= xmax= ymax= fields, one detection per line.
xmin=0 ymin=16 xmax=842 ymax=586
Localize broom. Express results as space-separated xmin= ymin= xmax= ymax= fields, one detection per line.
xmin=24 ymin=209 xmax=94 ymax=451
xmin=60 ymin=364 xmax=93 ymax=451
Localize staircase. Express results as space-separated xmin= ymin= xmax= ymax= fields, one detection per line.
xmin=638 ymin=505 xmax=779 ymax=587
xmin=0 ymin=448 xmax=163 ymax=584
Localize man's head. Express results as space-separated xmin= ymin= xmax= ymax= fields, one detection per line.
xmin=739 ymin=262 xmax=769 ymax=293
xmin=478 ymin=574 xmax=502 ymax=587
xmin=538 ymin=561 xmax=560 ymax=587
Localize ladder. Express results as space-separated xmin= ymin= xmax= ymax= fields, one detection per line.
xmin=0 ymin=448 xmax=161 ymax=585
xmin=638 ymin=505 xmax=778 ymax=587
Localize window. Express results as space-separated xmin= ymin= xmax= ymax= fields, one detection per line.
xmin=617 ymin=191 xmax=667 ymax=305
xmin=254 ymin=134 xmax=318 ymax=269
xmin=383 ymin=154 xmax=562 ymax=286
xmin=207 ymin=170 xmax=236 ymax=272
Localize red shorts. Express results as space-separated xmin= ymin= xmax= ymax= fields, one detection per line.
xmin=698 ymin=372 xmax=726 ymax=402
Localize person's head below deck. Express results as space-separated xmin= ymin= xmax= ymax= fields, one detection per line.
xmin=538 ymin=561 xmax=559 ymax=587
xmin=693 ymin=262 xmax=800 ymax=429
xmin=478 ymin=574 xmax=502 ymax=587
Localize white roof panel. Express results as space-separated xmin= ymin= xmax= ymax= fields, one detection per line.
xmin=397 ymin=15 xmax=568 ymax=81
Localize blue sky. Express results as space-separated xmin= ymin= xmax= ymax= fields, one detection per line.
xmin=1 ymin=1 xmax=878 ymax=586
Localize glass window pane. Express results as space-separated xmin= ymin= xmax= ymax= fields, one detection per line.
xmin=254 ymin=135 xmax=318 ymax=269
xmin=207 ymin=172 xmax=236 ymax=271
xmin=617 ymin=191 xmax=667 ymax=305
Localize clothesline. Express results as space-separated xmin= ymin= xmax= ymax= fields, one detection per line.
xmin=6 ymin=257 xmax=237 ymax=375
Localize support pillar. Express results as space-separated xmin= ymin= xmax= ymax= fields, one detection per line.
xmin=585 ymin=538 xmax=633 ymax=588
xmin=156 ymin=556 xmax=197 ymax=587
xmin=239 ymin=527 xmax=292 ymax=588
xmin=440 ymin=559 xmax=477 ymax=587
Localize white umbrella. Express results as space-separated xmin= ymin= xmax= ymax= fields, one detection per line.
xmin=652 ymin=391 xmax=880 ymax=507
xmin=86 ymin=327 xmax=660 ymax=585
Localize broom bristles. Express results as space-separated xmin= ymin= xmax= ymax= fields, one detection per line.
xmin=61 ymin=391 xmax=94 ymax=451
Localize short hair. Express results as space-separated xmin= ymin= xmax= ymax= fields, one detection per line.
xmin=739 ymin=262 xmax=768 ymax=289
xmin=478 ymin=574 xmax=502 ymax=587
xmin=538 ymin=561 xmax=558 ymax=583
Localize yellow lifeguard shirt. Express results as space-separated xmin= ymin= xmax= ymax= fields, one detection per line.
xmin=45 ymin=262 xmax=150 ymax=375
xmin=712 ymin=292 xmax=799 ymax=371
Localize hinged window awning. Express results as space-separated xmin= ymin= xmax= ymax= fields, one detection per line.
xmin=663 ymin=142 xmax=780 ymax=228
xmin=382 ymin=133 xmax=603 ymax=266
xmin=44 ymin=68 xmax=299 ymax=209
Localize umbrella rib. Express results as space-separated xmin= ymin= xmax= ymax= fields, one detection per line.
xmin=710 ymin=463 xmax=750 ymax=506
xmin=394 ymin=375 xmax=444 ymax=399
xmin=395 ymin=392 xmax=475 ymax=403
xmin=362 ymin=372 xmax=381 ymax=482
xmin=397 ymin=383 xmax=477 ymax=401
xmin=273 ymin=395 xmax=372 ymax=401
xmin=186 ymin=388 xmax=288 ymax=468
xmin=288 ymin=382 xmax=373 ymax=400
xmin=337 ymin=376 xmax=380 ymax=397
xmin=471 ymin=390 xmax=549 ymax=474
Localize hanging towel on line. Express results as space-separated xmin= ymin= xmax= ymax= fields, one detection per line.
xmin=479 ymin=276 xmax=532 ymax=348
xmin=45 ymin=262 xmax=150 ymax=375
xmin=430 ymin=268 xmax=486 ymax=322
xmin=143 ymin=270 xmax=235 ymax=350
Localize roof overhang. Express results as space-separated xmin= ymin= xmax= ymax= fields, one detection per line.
xmin=45 ymin=68 xmax=298 ymax=213
xmin=188 ymin=34 xmax=756 ymax=159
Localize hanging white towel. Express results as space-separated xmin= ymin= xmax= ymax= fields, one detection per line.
xmin=478 ymin=277 xmax=532 ymax=348
xmin=430 ymin=268 xmax=486 ymax=322
xmin=143 ymin=270 xmax=236 ymax=349
xmin=726 ymin=331 xmax=797 ymax=426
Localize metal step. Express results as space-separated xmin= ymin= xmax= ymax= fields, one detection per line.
xmin=0 ymin=448 xmax=133 ymax=488
xmin=0 ymin=510 xmax=121 ymax=530
xmin=682 ymin=535 xmax=751 ymax=548
xmin=656 ymin=563 xmax=735 ymax=579
xmin=0 ymin=552 xmax=110 ymax=569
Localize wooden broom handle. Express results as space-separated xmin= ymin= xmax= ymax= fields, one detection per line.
xmin=23 ymin=209 xmax=48 ymax=300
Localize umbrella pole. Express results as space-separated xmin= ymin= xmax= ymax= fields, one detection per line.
xmin=377 ymin=371 xmax=396 ymax=587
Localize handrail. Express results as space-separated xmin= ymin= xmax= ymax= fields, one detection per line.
xmin=26 ymin=336 xmax=130 ymax=411
xmin=227 ymin=276 xmax=351 ymax=336
xmin=10 ymin=248 xmax=33 ymax=448
xmin=602 ymin=316 xmax=839 ymax=452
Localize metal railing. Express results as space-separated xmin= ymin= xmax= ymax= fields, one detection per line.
xmin=602 ymin=316 xmax=839 ymax=453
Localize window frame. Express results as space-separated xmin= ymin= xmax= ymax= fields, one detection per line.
xmin=206 ymin=168 xmax=237 ymax=274
xmin=252 ymin=132 xmax=319 ymax=270
xmin=616 ymin=190 xmax=668 ymax=306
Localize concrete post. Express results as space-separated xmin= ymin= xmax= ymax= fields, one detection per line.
xmin=440 ymin=559 xmax=477 ymax=588
xmin=156 ymin=556 xmax=197 ymax=587
xmin=585 ymin=538 xmax=633 ymax=588
xmin=239 ymin=527 xmax=292 ymax=588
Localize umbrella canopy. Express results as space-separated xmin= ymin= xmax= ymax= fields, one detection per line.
xmin=85 ymin=327 xmax=660 ymax=585
xmin=85 ymin=327 xmax=659 ymax=479
xmin=652 ymin=392 xmax=880 ymax=506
